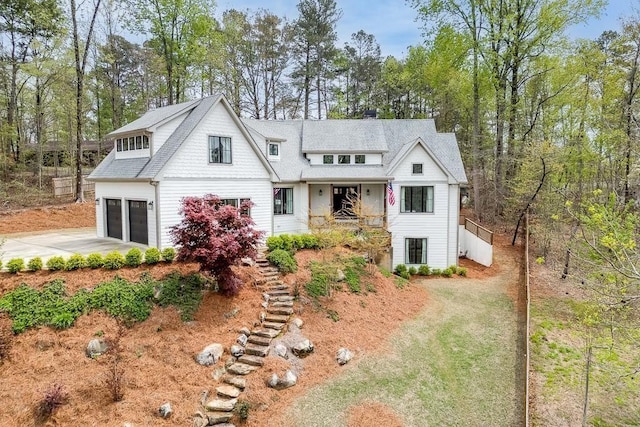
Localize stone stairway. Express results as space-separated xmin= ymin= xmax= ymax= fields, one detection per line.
xmin=194 ymin=254 xmax=294 ymax=427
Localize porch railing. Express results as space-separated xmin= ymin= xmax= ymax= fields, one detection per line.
xmin=309 ymin=214 xmax=386 ymax=228
xmin=464 ymin=218 xmax=493 ymax=245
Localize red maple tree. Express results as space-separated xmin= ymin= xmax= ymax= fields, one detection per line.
xmin=170 ymin=194 xmax=264 ymax=295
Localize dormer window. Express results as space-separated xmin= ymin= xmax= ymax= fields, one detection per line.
xmin=268 ymin=142 xmax=280 ymax=160
xmin=412 ymin=163 xmax=423 ymax=175
xmin=355 ymin=155 xmax=365 ymax=164
xmin=116 ymin=134 xmax=149 ymax=152
xmin=323 ymin=155 xmax=334 ymax=164
xmin=338 ymin=155 xmax=351 ymax=164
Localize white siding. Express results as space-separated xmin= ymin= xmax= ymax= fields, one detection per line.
xmin=273 ymin=183 xmax=309 ymax=235
xmin=116 ymin=148 xmax=150 ymax=160
xmin=152 ymin=113 xmax=190 ymax=155
xmin=388 ymin=144 xmax=453 ymax=269
xmin=158 ymin=179 xmax=273 ymax=249
xmin=448 ymin=185 xmax=460 ymax=266
xmin=159 ymin=102 xmax=271 ymax=181
xmin=94 ymin=181 xmax=157 ymax=246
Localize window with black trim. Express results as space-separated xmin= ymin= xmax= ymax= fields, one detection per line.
xmin=209 ymin=136 xmax=232 ymax=164
xmin=412 ymin=163 xmax=423 ymax=174
xmin=268 ymin=143 xmax=279 ymax=157
xmin=115 ymin=134 xmax=150 ymax=152
xmin=220 ymin=198 xmax=251 ymax=216
xmin=355 ymin=155 xmax=365 ymax=164
xmin=274 ymin=188 xmax=293 ymax=215
xmin=405 ymin=238 xmax=427 ymax=264
xmin=338 ymin=155 xmax=351 ymax=164
xmin=323 ymin=155 xmax=334 ymax=164
xmin=401 ymin=186 xmax=434 ymax=213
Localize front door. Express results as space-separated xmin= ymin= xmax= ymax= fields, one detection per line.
xmin=106 ymin=199 xmax=122 ymax=239
xmin=333 ymin=186 xmax=358 ymax=217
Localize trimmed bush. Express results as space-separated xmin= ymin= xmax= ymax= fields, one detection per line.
xmin=103 ymin=251 xmax=125 ymax=270
xmin=27 ymin=257 xmax=43 ymax=272
xmin=144 ymin=248 xmax=162 ymax=265
xmin=431 ymin=268 xmax=441 ymax=276
xmin=441 ymin=267 xmax=453 ymax=278
xmin=457 ymin=267 xmax=467 ymax=277
xmin=156 ymin=273 xmax=205 ymax=321
xmin=408 ymin=266 xmax=418 ymax=275
xmin=394 ymin=264 xmax=410 ymax=279
xmin=6 ymin=258 xmax=24 ymax=274
xmin=300 ymin=233 xmax=319 ymax=249
xmin=66 ymin=253 xmax=86 ymax=271
xmin=418 ymin=265 xmax=431 ymax=276
xmin=46 ymin=256 xmax=66 ymax=271
xmin=266 ymin=249 xmax=297 ymax=273
xmin=161 ymin=248 xmax=175 ymax=263
xmin=125 ymin=248 xmax=143 ymax=267
xmin=86 ymin=253 xmax=104 ymax=269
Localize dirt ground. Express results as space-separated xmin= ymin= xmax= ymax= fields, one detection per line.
xmin=0 ymin=204 xmax=510 ymax=427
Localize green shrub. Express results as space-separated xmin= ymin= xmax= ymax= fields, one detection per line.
xmin=442 ymin=267 xmax=453 ymax=278
xmin=89 ymin=277 xmax=154 ymax=323
xmin=27 ymin=257 xmax=43 ymax=272
xmin=156 ymin=273 xmax=204 ymax=321
xmin=161 ymin=248 xmax=175 ymax=263
xmin=394 ymin=264 xmax=408 ymax=276
xmin=125 ymin=248 xmax=143 ymax=267
xmin=46 ymin=256 xmax=66 ymax=271
xmin=431 ymin=268 xmax=441 ymax=276
xmin=448 ymin=265 xmax=459 ymax=274
xmin=305 ymin=261 xmax=332 ymax=298
xmin=266 ymin=249 xmax=297 ymax=273
xmin=457 ymin=267 xmax=467 ymax=277
xmin=378 ymin=266 xmax=392 ymax=278
xmin=408 ymin=266 xmax=417 ymax=275
xmin=86 ymin=253 xmax=104 ymax=269
xmin=300 ymin=233 xmax=319 ymax=249
xmin=65 ymin=253 xmax=86 ymax=270
xmin=418 ymin=265 xmax=431 ymax=276
xmin=6 ymin=258 xmax=24 ymax=274
xmin=344 ymin=267 xmax=361 ymax=293
xmin=103 ymin=251 xmax=125 ymax=270
xmin=144 ymin=248 xmax=162 ymax=264
xmin=234 ymin=399 xmax=251 ymax=421
xmin=266 ymin=235 xmax=283 ymax=252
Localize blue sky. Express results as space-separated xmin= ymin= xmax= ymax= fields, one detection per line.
xmin=217 ymin=0 xmax=633 ymax=58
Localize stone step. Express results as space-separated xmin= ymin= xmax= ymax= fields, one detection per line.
xmin=238 ymin=354 xmax=265 ymax=367
xmin=271 ymin=295 xmax=295 ymax=302
xmin=245 ymin=343 xmax=270 ymax=357
xmin=227 ymin=363 xmax=258 ymax=376
xmin=261 ymin=270 xmax=280 ymax=277
xmin=205 ymin=411 xmax=233 ymax=425
xmin=247 ymin=334 xmax=272 ymax=346
xmin=216 ymin=384 xmax=241 ymax=399
xmin=223 ymin=376 xmax=246 ymax=390
xmin=251 ymin=328 xmax=280 ymax=338
xmin=259 ymin=267 xmax=279 ymax=273
xmin=267 ymin=306 xmax=294 ymax=315
xmin=271 ymin=301 xmax=294 ymax=308
xmin=205 ymin=398 xmax=237 ymax=412
xmin=265 ymin=313 xmax=290 ymax=323
xmin=263 ymin=321 xmax=286 ymax=330
xmin=266 ymin=283 xmax=288 ymax=291
xmin=266 ymin=289 xmax=290 ymax=296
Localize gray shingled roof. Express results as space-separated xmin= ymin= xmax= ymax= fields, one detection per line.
xmin=107 ymin=99 xmax=200 ymax=137
xmin=88 ymin=150 xmax=150 ymax=180
xmin=301 ymin=120 xmax=389 ymax=153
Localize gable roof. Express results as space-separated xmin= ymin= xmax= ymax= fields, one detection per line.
xmin=301 ymin=120 xmax=389 ymax=153
xmin=90 ymin=95 xmax=279 ymax=182
xmin=107 ymin=99 xmax=201 ymax=137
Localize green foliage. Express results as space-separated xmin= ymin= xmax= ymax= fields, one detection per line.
xmin=300 ymin=233 xmax=320 ymax=249
xmin=6 ymin=258 xmax=25 ymax=274
xmin=65 ymin=253 xmax=86 ymax=270
xmin=103 ymin=251 xmax=125 ymax=270
xmin=86 ymin=253 xmax=104 ymax=269
xmin=124 ymin=248 xmax=143 ymax=267
xmin=457 ymin=267 xmax=467 ymax=277
xmin=90 ymin=277 xmax=154 ymax=323
xmin=27 ymin=257 xmax=43 ymax=272
xmin=266 ymin=249 xmax=298 ymax=273
xmin=394 ymin=264 xmax=407 ymax=275
xmin=431 ymin=268 xmax=441 ymax=276
xmin=408 ymin=266 xmax=418 ymax=275
xmin=378 ymin=266 xmax=392 ymax=278
xmin=234 ymin=399 xmax=250 ymax=421
xmin=161 ymin=247 xmax=175 ymax=262
xmin=144 ymin=248 xmax=162 ymax=264
xmin=0 ymin=259 xmax=2 ymax=270
xmin=418 ymin=265 xmax=431 ymax=276
xmin=156 ymin=273 xmax=204 ymax=321
xmin=266 ymin=233 xmax=319 ymax=252
xmin=46 ymin=256 xmax=66 ymax=271
xmin=395 ymin=276 xmax=408 ymax=289
xmin=442 ymin=268 xmax=453 ymax=277
xmin=305 ymin=261 xmax=332 ymax=298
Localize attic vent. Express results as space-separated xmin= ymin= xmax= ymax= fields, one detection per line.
xmin=363 ymin=109 xmax=377 ymax=119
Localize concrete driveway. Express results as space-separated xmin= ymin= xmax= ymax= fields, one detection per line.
xmin=0 ymin=228 xmax=146 ymax=267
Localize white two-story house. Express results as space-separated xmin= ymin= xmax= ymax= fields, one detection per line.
xmin=88 ymin=95 xmax=469 ymax=269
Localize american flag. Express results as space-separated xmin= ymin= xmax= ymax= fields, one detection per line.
xmin=387 ymin=182 xmax=396 ymax=206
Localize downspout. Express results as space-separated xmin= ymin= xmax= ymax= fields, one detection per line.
xmin=151 ymin=180 xmax=161 ymax=249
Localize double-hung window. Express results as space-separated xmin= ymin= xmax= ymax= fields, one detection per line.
xmin=405 ymin=238 xmax=427 ymax=264
xmin=273 ymin=188 xmax=293 ymax=215
xmin=401 ymin=186 xmax=434 ymax=213
xmin=209 ymin=136 xmax=232 ymax=164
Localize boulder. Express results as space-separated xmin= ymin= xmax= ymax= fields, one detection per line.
xmin=205 ymin=398 xmax=237 ymax=412
xmin=292 ymin=339 xmax=314 ymax=358
xmin=267 ymin=370 xmax=297 ymax=390
xmin=239 ymin=326 xmax=251 ymax=337
xmin=158 ymin=402 xmax=172 ymax=419
xmin=336 ymin=348 xmax=353 ymax=365
xmin=236 ymin=334 xmax=248 ymax=346
xmin=230 ymin=344 xmax=245 ymax=357
xmin=336 ymin=269 xmax=345 ymax=281
xmin=290 ymin=317 xmax=304 ymax=328
xmin=274 ymin=343 xmax=288 ymax=359
xmin=86 ymin=338 xmax=108 ymax=358
xmin=196 ymin=343 xmax=224 ymax=366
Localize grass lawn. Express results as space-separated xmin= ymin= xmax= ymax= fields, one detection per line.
xmin=284 ymin=276 xmax=521 ymax=426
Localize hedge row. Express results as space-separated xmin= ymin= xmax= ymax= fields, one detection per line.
xmin=0 ymin=247 xmax=176 ymax=274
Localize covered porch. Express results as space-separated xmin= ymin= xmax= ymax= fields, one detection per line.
xmin=307 ymin=182 xmax=389 ymax=228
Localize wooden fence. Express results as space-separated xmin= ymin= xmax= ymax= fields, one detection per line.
xmin=464 ymin=218 xmax=494 ymax=245
xmin=52 ymin=176 xmax=94 ymax=197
